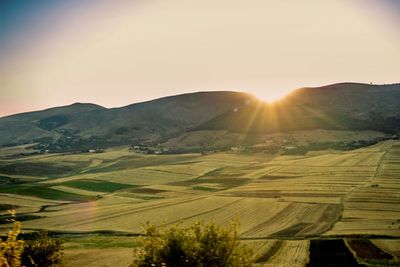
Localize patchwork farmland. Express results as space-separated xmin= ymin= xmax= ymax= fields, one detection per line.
xmin=0 ymin=141 xmax=399 ymax=266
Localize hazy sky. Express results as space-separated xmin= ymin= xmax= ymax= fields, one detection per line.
xmin=0 ymin=0 xmax=399 ymax=117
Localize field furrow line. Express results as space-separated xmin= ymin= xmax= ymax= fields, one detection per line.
xmin=159 ymin=197 xmax=245 ymax=227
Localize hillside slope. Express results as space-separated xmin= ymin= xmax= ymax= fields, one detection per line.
xmin=1 ymin=83 xmax=399 ymax=152
xmin=196 ymin=83 xmax=400 ymax=134
xmin=0 ymin=92 xmax=253 ymax=151
xmin=0 ymin=103 xmax=106 ymax=147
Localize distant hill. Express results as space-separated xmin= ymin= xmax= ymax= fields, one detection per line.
xmin=0 ymin=103 xmax=106 ymax=149
xmin=0 ymin=83 xmax=399 ymax=152
xmin=196 ymin=83 xmax=400 ymax=134
xmin=0 ymin=92 xmax=253 ymax=151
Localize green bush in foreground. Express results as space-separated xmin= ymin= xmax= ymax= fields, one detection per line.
xmin=21 ymin=231 xmax=64 ymax=267
xmin=1 ymin=211 xmax=64 ymax=267
xmin=131 ymin=221 xmax=252 ymax=267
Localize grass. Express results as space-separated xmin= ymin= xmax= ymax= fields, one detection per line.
xmin=0 ymin=141 xmax=399 ymax=266
xmin=192 ymin=186 xmax=219 ymax=192
xmin=0 ymin=175 xmax=14 ymax=183
xmin=172 ymin=177 xmax=249 ymax=189
xmin=61 ymin=179 xmax=136 ymax=193
xmin=254 ymin=240 xmax=283 ymax=263
xmin=0 ymin=185 xmax=96 ymax=202
xmin=122 ymin=193 xmax=165 ymax=200
xmin=62 ymin=235 xmax=142 ymax=250
xmin=0 ymin=204 xmax=18 ymax=211
xmin=0 ymin=141 xmax=399 ymax=247
xmin=0 ymin=161 xmax=85 ymax=177
xmin=0 ymin=213 xmax=42 ymax=224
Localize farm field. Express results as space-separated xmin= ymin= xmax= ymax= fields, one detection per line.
xmin=0 ymin=140 xmax=399 ymax=266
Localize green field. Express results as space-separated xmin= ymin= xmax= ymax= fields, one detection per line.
xmin=0 ymin=139 xmax=399 ymax=266
xmin=0 ymin=185 xmax=97 ymax=202
xmin=60 ymin=180 xmax=136 ymax=193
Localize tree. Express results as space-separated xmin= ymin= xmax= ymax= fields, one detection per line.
xmin=131 ymin=221 xmax=252 ymax=267
xmin=21 ymin=231 xmax=64 ymax=267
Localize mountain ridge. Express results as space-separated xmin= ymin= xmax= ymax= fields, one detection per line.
xmin=0 ymin=91 xmax=253 ymax=150
xmin=1 ymin=83 xmax=399 ymax=151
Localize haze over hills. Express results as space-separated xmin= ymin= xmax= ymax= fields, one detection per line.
xmin=0 ymin=83 xmax=399 ymax=152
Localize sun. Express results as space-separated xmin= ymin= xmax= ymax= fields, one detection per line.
xmin=251 ymin=89 xmax=293 ymax=103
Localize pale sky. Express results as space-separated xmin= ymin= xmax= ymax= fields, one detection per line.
xmin=0 ymin=0 xmax=399 ymax=117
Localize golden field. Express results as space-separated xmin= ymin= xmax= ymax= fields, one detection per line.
xmin=1 ymin=139 xmax=399 ymax=266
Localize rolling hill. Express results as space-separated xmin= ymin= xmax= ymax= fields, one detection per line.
xmin=196 ymin=83 xmax=400 ymax=134
xmin=0 ymin=91 xmax=254 ymax=151
xmin=0 ymin=83 xmax=399 ymax=152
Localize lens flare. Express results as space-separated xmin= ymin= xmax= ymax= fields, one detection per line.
xmin=252 ymin=89 xmax=293 ymax=103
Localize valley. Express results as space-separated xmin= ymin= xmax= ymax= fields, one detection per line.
xmin=1 ymin=138 xmax=399 ymax=266
xmin=1 ymin=0 xmax=399 ymax=264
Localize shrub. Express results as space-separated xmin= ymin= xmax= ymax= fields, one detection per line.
xmin=21 ymin=231 xmax=64 ymax=267
xmin=0 ymin=211 xmax=25 ymax=267
xmin=131 ymin=221 xmax=252 ymax=267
